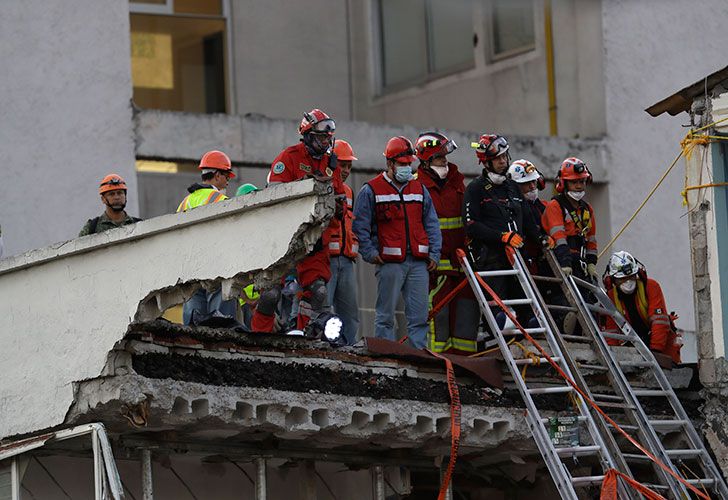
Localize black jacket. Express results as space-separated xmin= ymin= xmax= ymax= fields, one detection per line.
xmin=463 ymin=175 xmax=540 ymax=267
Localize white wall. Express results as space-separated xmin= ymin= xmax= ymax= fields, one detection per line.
xmin=601 ymin=0 xmax=728 ymax=330
xmin=0 ymin=0 xmax=137 ymax=257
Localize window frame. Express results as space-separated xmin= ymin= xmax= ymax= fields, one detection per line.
xmin=129 ymin=0 xmax=236 ymax=114
xmin=376 ymin=0 xmax=476 ymax=94
xmin=485 ymin=0 xmax=536 ymax=63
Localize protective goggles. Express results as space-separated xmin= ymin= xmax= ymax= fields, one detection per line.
xmin=310 ymin=118 xmax=336 ymax=134
xmin=100 ymin=178 xmax=125 ymax=187
xmin=421 ymin=138 xmax=457 ymax=155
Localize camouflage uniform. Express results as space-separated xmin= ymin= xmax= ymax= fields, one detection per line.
xmin=78 ymin=212 xmax=139 ymax=237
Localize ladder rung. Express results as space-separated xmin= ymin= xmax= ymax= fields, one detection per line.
xmin=597 ymin=401 xmax=635 ymax=410
xmin=488 ymin=298 xmax=533 ymax=306
xmin=687 ymin=478 xmax=716 ymax=486
xmin=607 ymin=423 xmax=638 ymax=431
xmin=532 ymin=275 xmax=562 ymax=283
xmin=666 ymin=448 xmax=705 ymax=458
xmin=515 ymin=356 xmax=560 ymax=366
xmin=546 ymin=304 xmax=577 ymax=312
xmin=571 ymin=475 xmax=605 ymax=486
xmin=649 ymin=419 xmax=687 ymax=430
xmin=580 ymin=364 xmax=608 ymax=371
xmin=528 ymin=386 xmax=573 ymax=395
xmin=623 ymin=453 xmax=651 ymax=462
xmin=619 ymin=360 xmax=654 ymax=368
xmin=633 ymin=389 xmax=669 ymax=397
xmin=602 ymin=332 xmax=631 ymax=341
xmin=478 ymin=269 xmax=519 ymax=277
xmin=541 ymin=416 xmax=588 ymax=424
xmin=561 ymin=334 xmax=592 ymax=342
xmin=591 ymin=393 xmax=623 ymax=402
xmin=556 ymin=445 xmax=602 ymax=457
xmin=502 ymin=327 xmax=545 ymax=336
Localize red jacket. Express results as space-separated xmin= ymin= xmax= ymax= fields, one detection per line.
xmin=323 ymin=183 xmax=359 ymax=259
xmin=419 ymin=163 xmax=465 ymax=274
xmin=605 ymin=277 xmax=681 ymax=364
xmin=269 ymin=142 xmax=344 ymax=194
xmin=542 ymin=195 xmax=597 ymax=266
xmin=368 ymin=173 xmax=430 ymax=262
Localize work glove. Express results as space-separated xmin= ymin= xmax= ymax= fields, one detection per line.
xmin=587 ymin=263 xmax=598 ymax=278
xmin=561 ymin=266 xmax=573 ymax=276
xmin=501 ymin=231 xmax=524 ymax=249
xmin=541 ymin=235 xmax=555 ymax=249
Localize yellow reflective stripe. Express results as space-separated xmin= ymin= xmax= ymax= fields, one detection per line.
xmin=439 ymin=216 xmax=463 ymax=230
xmin=437 ymin=259 xmax=455 ymax=271
xmin=428 ymin=275 xmax=449 ymax=352
xmin=176 ymin=195 xmax=190 ymax=213
xmin=451 ymin=338 xmax=477 ymax=352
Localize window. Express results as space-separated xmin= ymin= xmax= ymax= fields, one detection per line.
xmin=489 ymin=0 xmax=535 ymax=60
xmin=129 ymin=0 xmax=228 ymax=113
xmin=379 ymin=0 xmax=474 ymax=90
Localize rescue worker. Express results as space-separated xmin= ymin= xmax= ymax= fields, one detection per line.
xmin=353 ymin=136 xmax=442 ymax=349
xmin=603 ymin=251 xmax=681 ymax=364
xmin=235 ymin=183 xmax=259 ymax=196
xmin=541 ymin=157 xmax=598 ymax=281
xmin=251 ymin=108 xmax=345 ymax=332
xmin=323 ymin=139 xmax=360 ymax=344
xmin=79 ymin=174 xmax=141 ymax=236
xmin=176 ymin=150 xmax=238 ymax=325
xmin=463 ymin=135 xmax=540 ymax=326
xmin=416 ymin=132 xmax=479 ymax=354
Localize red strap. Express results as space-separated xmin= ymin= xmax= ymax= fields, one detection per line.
xmin=426 ymin=350 xmax=461 ymax=500
xmin=600 ymin=469 xmax=666 ymax=500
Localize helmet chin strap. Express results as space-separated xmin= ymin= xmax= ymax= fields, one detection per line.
xmin=103 ymin=197 xmax=126 ymax=213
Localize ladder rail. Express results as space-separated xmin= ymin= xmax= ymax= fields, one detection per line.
xmin=572 ymin=274 xmax=728 ymax=499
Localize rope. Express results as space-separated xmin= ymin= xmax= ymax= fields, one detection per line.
xmin=468 ymin=267 xmax=710 ymax=499
xmin=599 ymin=116 xmax=728 ymax=259
xmin=426 ymin=349 xmax=461 ymax=500
xmin=468 ymin=337 xmax=515 ymax=358
xmin=513 ymin=341 xmax=541 ymax=378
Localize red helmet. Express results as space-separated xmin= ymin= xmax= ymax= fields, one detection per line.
xmin=333 ymin=139 xmax=358 ymax=161
xmin=198 ymin=150 xmax=235 ymax=178
xmin=555 ymin=157 xmax=591 ymax=193
xmin=383 ymin=136 xmax=416 ymax=164
xmin=299 ymin=109 xmax=336 ymax=136
xmin=99 ymin=174 xmax=127 ymax=195
xmin=415 ymin=132 xmax=457 ymax=162
xmin=472 ymin=134 xmax=509 ymax=164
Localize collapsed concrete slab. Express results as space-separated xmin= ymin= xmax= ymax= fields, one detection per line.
xmin=0 ymin=179 xmax=334 ymax=440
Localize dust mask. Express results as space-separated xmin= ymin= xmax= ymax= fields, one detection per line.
xmin=431 ymin=165 xmax=449 ymax=179
xmin=524 ymin=189 xmax=539 ymax=201
xmin=567 ymin=190 xmax=585 ymax=202
xmin=619 ymin=280 xmax=636 ymax=294
xmin=394 ymin=165 xmax=414 ymax=183
xmin=487 ymin=172 xmax=507 ymax=185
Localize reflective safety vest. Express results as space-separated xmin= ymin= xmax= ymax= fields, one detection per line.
xmin=367 ymin=173 xmax=429 ymax=262
xmin=606 ymin=277 xmax=681 ymax=364
xmin=419 ymin=163 xmax=465 ymax=273
xmin=324 ymin=183 xmax=359 ymax=259
xmin=542 ymin=195 xmax=597 ymax=264
xmin=176 ymin=187 xmax=227 ymax=213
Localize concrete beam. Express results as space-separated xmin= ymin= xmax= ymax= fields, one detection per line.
xmin=0 ymin=180 xmax=333 ymax=440
xmin=134 ymin=110 xmax=610 ymax=180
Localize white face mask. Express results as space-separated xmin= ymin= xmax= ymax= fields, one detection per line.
xmin=619 ymin=279 xmax=636 ymax=294
xmin=524 ymin=189 xmax=539 ymax=201
xmin=487 ymin=171 xmax=507 ymax=185
xmin=431 ymin=165 xmax=449 ymax=179
xmin=567 ymin=190 xmax=585 ymax=201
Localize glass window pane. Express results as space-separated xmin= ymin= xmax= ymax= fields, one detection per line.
xmin=492 ymin=0 xmax=534 ymax=56
xmin=130 ymin=14 xmax=226 ymax=113
xmin=174 ymin=0 xmax=222 ymax=16
xmin=380 ymin=0 xmax=428 ymax=88
xmin=428 ymin=0 xmax=474 ymax=73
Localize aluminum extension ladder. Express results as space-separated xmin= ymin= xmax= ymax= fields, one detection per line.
xmin=542 ymin=250 xmax=728 ymax=499
xmin=459 ymin=249 xmax=636 ymax=500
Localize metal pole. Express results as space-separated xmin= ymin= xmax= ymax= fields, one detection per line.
xmin=372 ymin=465 xmax=385 ymax=500
xmin=254 ymin=457 xmax=267 ymax=500
xmin=92 ymin=430 xmax=103 ymax=500
xmin=10 ymin=459 xmax=20 ymax=500
xmin=141 ymin=449 xmax=154 ymax=500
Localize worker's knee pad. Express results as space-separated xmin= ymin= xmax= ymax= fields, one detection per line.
xmin=305 ymin=278 xmax=328 ymax=312
xmin=256 ymin=285 xmax=281 ymax=316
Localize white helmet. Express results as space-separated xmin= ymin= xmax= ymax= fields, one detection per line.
xmin=607 ymin=251 xmax=640 ymax=278
xmin=508 ymin=159 xmax=540 ymax=183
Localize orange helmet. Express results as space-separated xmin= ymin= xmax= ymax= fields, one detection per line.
xmin=299 ymin=109 xmax=336 ymax=136
xmin=383 ymin=136 xmax=416 ymax=164
xmin=555 ymin=157 xmax=591 ymax=193
xmin=333 ymin=139 xmax=358 ymax=161
xmin=99 ymin=174 xmax=127 ymax=195
xmin=198 ymin=150 xmax=235 ymax=178
xmin=415 ymin=132 xmax=457 ymax=162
